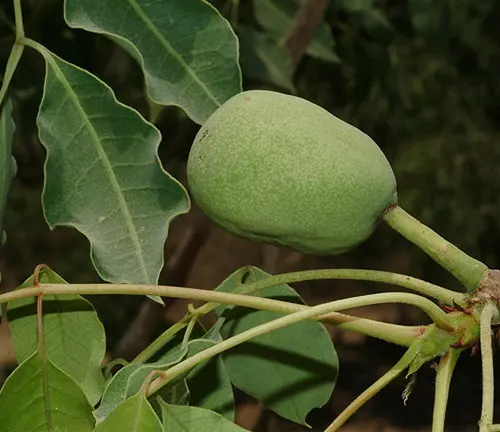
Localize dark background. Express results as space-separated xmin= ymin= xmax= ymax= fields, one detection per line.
xmin=0 ymin=0 xmax=499 ymax=430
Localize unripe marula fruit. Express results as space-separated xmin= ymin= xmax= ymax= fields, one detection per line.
xmin=187 ymin=90 xmax=397 ymax=255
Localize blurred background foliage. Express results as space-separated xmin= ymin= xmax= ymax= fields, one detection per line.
xmin=0 ymin=0 xmax=499 ymax=430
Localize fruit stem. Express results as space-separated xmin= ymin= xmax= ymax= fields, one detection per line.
xmin=324 ymin=343 xmax=420 ymax=431
xmin=382 ymin=206 xmax=488 ymax=292
xmin=432 ymin=348 xmax=461 ymax=432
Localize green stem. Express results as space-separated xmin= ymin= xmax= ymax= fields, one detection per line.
xmin=491 ymin=426 xmax=500 ymax=431
xmin=0 ymin=0 xmax=26 ymax=107
xmin=133 ymin=317 xmax=192 ymax=364
xmin=383 ymin=206 xmax=488 ymax=292
xmin=325 ymin=343 xmax=421 ymax=431
xmin=145 ymin=294 xmax=448 ymax=397
xmin=0 ymin=43 xmax=24 ymax=109
xmin=134 ymin=268 xmax=460 ymax=362
xmin=10 ymin=283 xmax=452 ymax=331
xmin=135 ymin=308 xmax=419 ymax=364
xmin=13 ymin=0 xmax=24 ymax=39
xmin=432 ymin=348 xmax=461 ymax=432
xmin=208 ymin=269 xmax=464 ymax=308
xmin=479 ymin=303 xmax=497 ymax=432
xmin=8 ymin=283 xmax=422 ymax=355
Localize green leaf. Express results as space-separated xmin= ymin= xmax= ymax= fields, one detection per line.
xmin=8 ymin=266 xmax=106 ymax=405
xmin=238 ymin=26 xmax=295 ymax=92
xmin=215 ymin=266 xmax=338 ymax=426
xmin=95 ymin=345 xmax=188 ymax=422
xmin=64 ymin=0 xmax=242 ymax=124
xmin=35 ymin=46 xmax=190 ymax=288
xmin=0 ymin=351 xmax=94 ymax=431
xmin=160 ymin=400 xmax=249 ymax=432
xmin=254 ymin=0 xmax=340 ymax=63
xmin=94 ymin=392 xmax=162 ymax=432
xmin=0 ymin=99 xmax=15 ymax=251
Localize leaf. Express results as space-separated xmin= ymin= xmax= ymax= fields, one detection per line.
xmin=215 ymin=266 xmax=339 ymax=426
xmin=64 ymin=0 xmax=242 ymax=125
xmin=0 ymin=350 xmax=94 ymax=431
xmin=94 ymin=345 xmax=188 ymax=422
xmin=254 ymin=0 xmax=340 ymax=63
xmin=160 ymin=400 xmax=249 ymax=432
xmin=8 ymin=266 xmax=106 ymax=405
xmin=94 ymin=392 xmax=162 ymax=432
xmin=34 ymin=46 xmax=190 ymax=288
xmin=238 ymin=26 xmax=295 ymax=92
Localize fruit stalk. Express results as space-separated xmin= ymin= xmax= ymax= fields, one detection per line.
xmin=382 ymin=205 xmax=488 ymax=292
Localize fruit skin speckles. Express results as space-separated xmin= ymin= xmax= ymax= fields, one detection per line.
xmin=187 ymin=90 xmax=398 ymax=256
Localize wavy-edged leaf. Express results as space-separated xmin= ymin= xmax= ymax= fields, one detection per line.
xmin=34 ymin=46 xmax=190 ymax=287
xmin=64 ymin=0 xmax=242 ymax=124
xmin=238 ymin=26 xmax=295 ymax=92
xmin=254 ymin=0 xmax=340 ymax=63
xmin=215 ymin=266 xmax=338 ymax=426
xmin=160 ymin=401 xmax=249 ymax=432
xmin=0 ymin=350 xmax=94 ymax=431
xmin=8 ymin=266 xmax=106 ymax=405
xmin=94 ymin=345 xmax=188 ymax=422
xmin=94 ymin=392 xmax=162 ymax=432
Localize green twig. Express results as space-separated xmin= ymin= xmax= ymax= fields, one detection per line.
xmin=13 ymin=0 xmax=24 ymax=39
xmin=479 ymin=302 xmax=497 ymax=432
xmin=383 ymin=206 xmax=488 ymax=292
xmin=133 ymin=267 xmax=460 ymax=362
xmin=432 ymin=348 xmax=461 ymax=432
xmin=7 ymin=283 xmax=453 ymax=331
xmin=0 ymin=0 xmax=26 ymax=108
xmin=0 ymin=43 xmax=24 ymax=109
xmin=7 ymin=283 xmax=425 ymax=354
xmin=225 ymin=268 xmax=465 ymax=307
xmin=144 ymin=293 xmax=448 ymax=397
xmin=325 ymin=343 xmax=421 ymax=431
xmin=133 ymin=317 xmax=191 ymax=364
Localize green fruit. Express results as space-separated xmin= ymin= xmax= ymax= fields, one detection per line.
xmin=187 ymin=90 xmax=397 ymax=255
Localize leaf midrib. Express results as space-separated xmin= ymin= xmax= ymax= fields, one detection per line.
xmin=45 ymin=55 xmax=150 ymax=283
xmin=127 ymin=0 xmax=221 ymax=107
